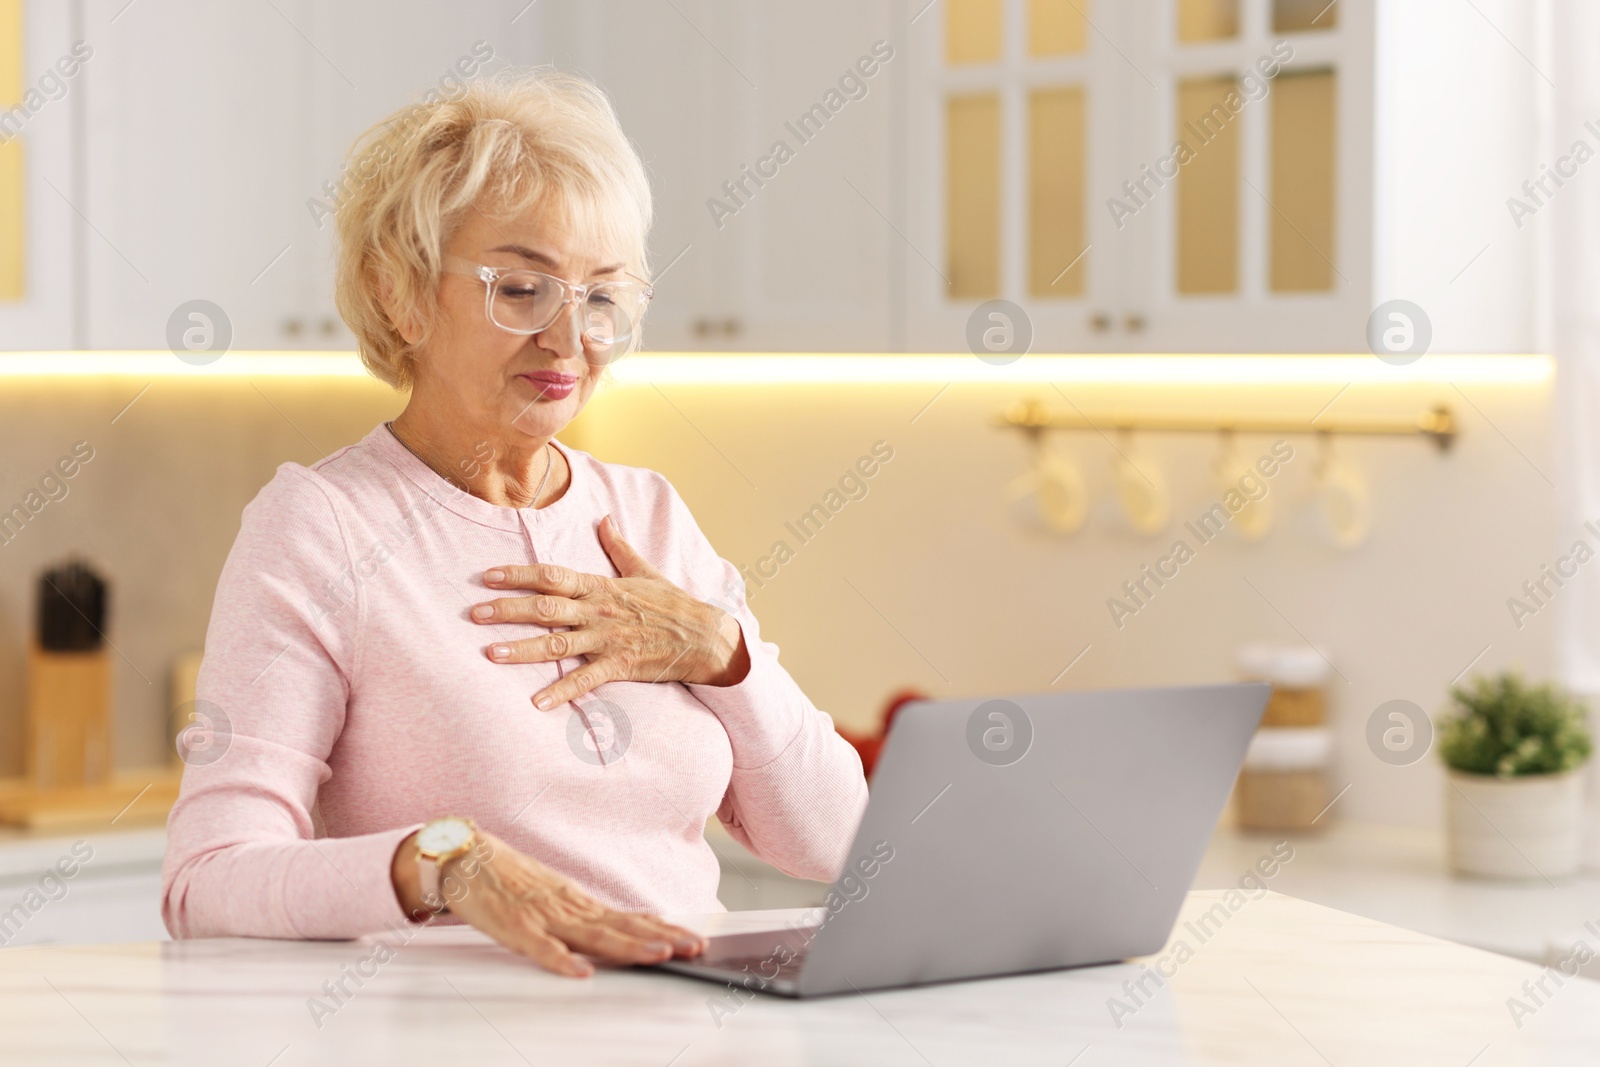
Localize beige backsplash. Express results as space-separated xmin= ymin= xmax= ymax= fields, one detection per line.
xmin=0 ymin=365 xmax=1558 ymax=835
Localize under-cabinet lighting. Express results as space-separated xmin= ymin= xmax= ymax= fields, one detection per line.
xmin=0 ymin=351 xmax=1553 ymax=386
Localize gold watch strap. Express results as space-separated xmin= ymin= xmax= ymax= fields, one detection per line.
xmin=415 ymin=817 xmax=477 ymax=916
xmin=418 ymin=855 xmax=448 ymax=914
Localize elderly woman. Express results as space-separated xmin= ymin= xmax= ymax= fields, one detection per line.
xmin=161 ymin=69 xmax=868 ymax=977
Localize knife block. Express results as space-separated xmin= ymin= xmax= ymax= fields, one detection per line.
xmin=25 ymin=642 xmax=111 ymax=788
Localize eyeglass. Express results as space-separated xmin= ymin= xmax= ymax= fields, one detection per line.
xmin=442 ymin=255 xmax=653 ymax=352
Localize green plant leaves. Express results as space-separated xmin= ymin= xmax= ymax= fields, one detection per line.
xmin=1438 ymin=672 xmax=1593 ymax=777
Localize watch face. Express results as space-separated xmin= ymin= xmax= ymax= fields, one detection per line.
xmin=417 ymin=817 xmax=473 ymax=857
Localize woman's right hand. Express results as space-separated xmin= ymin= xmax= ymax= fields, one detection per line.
xmin=391 ymin=828 xmax=707 ymax=977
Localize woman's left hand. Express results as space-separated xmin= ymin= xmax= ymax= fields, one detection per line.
xmin=471 ymin=514 xmax=750 ymax=709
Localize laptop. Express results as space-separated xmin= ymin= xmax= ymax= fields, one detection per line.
xmin=657 ymin=682 xmax=1269 ymax=997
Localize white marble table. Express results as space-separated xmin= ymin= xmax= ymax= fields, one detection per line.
xmin=4 ymin=891 xmax=1597 ymax=1066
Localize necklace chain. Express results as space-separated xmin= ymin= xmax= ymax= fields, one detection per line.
xmin=388 ymin=422 xmax=554 ymax=509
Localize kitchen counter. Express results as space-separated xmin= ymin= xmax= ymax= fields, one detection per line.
xmin=1194 ymin=820 xmax=1600 ymax=971
xmin=716 ymin=816 xmax=1600 ymax=969
xmin=5 ymin=891 xmax=1597 ymax=1065
xmin=9 ymin=816 xmax=1600 ymax=969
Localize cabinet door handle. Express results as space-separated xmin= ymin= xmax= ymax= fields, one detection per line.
xmin=692 ymin=318 xmax=741 ymax=339
xmin=282 ymin=318 xmax=304 ymax=338
xmin=1124 ymin=313 xmax=1146 ymax=333
xmin=1090 ymin=312 xmax=1112 ymax=332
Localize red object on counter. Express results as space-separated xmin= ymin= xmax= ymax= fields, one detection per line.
xmin=838 ymin=687 xmax=930 ymax=781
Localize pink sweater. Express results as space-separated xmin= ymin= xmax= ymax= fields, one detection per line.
xmin=162 ymin=423 xmax=868 ymax=940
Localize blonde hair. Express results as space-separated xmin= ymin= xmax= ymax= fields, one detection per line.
xmin=333 ymin=67 xmax=654 ymax=389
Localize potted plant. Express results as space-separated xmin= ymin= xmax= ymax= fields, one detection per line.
xmin=1439 ymin=672 xmax=1592 ymax=880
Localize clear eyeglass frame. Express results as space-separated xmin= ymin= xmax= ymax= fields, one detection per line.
xmin=440 ymin=254 xmax=654 ymax=347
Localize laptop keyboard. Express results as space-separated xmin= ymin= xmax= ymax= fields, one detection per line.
xmin=705 ymin=946 xmax=809 ymax=982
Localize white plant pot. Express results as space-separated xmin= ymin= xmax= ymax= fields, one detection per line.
xmin=1445 ymin=769 xmax=1587 ymax=880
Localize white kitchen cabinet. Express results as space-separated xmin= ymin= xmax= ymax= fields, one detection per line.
xmin=79 ymin=0 xmax=305 ymax=351
xmin=76 ymin=0 xmax=539 ymax=351
xmin=904 ymin=0 xmax=1132 ymax=353
xmin=548 ymin=0 xmax=897 ymax=352
xmin=23 ymin=0 xmax=1385 ymax=355
xmin=1121 ymin=0 xmax=1376 ymax=353
xmin=71 ymin=0 xmax=895 ymax=354
xmin=530 ymin=0 xmax=732 ymax=354
xmin=294 ymin=0 xmax=544 ymax=351
xmin=904 ymin=0 xmax=1377 ymax=353
xmin=698 ymin=0 xmax=896 ymax=353
xmin=0 ymin=2 xmax=102 ymax=350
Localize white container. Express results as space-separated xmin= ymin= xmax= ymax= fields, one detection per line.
xmin=1235 ymin=642 xmax=1332 ymax=689
xmin=1243 ymin=726 xmax=1333 ymax=772
xmin=1445 ymin=769 xmax=1587 ymax=880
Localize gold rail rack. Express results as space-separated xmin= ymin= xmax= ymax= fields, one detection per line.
xmin=995 ymin=398 xmax=1459 ymax=452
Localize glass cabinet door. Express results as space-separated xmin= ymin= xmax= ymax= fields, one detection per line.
xmin=1126 ymin=0 xmax=1371 ymax=351
xmin=906 ymin=0 xmax=1136 ymax=351
xmin=908 ymin=0 xmax=1373 ymax=353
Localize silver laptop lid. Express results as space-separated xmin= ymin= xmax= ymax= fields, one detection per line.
xmin=794 ymin=682 xmax=1268 ymax=996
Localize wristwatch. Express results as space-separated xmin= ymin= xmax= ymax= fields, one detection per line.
xmin=415 ymin=816 xmax=478 ymax=914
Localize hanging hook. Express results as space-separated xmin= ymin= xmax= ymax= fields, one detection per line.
xmin=1112 ymin=427 xmax=1169 ymax=535
xmin=1315 ymin=434 xmax=1371 ymax=550
xmin=1214 ymin=428 xmax=1273 ymax=541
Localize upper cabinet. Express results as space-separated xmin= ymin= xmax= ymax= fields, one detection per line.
xmin=906 ymin=0 xmax=1375 ymax=352
xmin=554 ymin=0 xmax=897 ymax=353
xmin=5 ymin=0 xmax=1378 ymax=354
xmin=0 ymin=0 xmax=81 ymax=350
xmin=77 ymin=0 xmax=542 ymax=351
xmin=291 ymin=0 xmax=544 ymax=351
xmin=80 ymin=1 xmax=306 ymax=351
